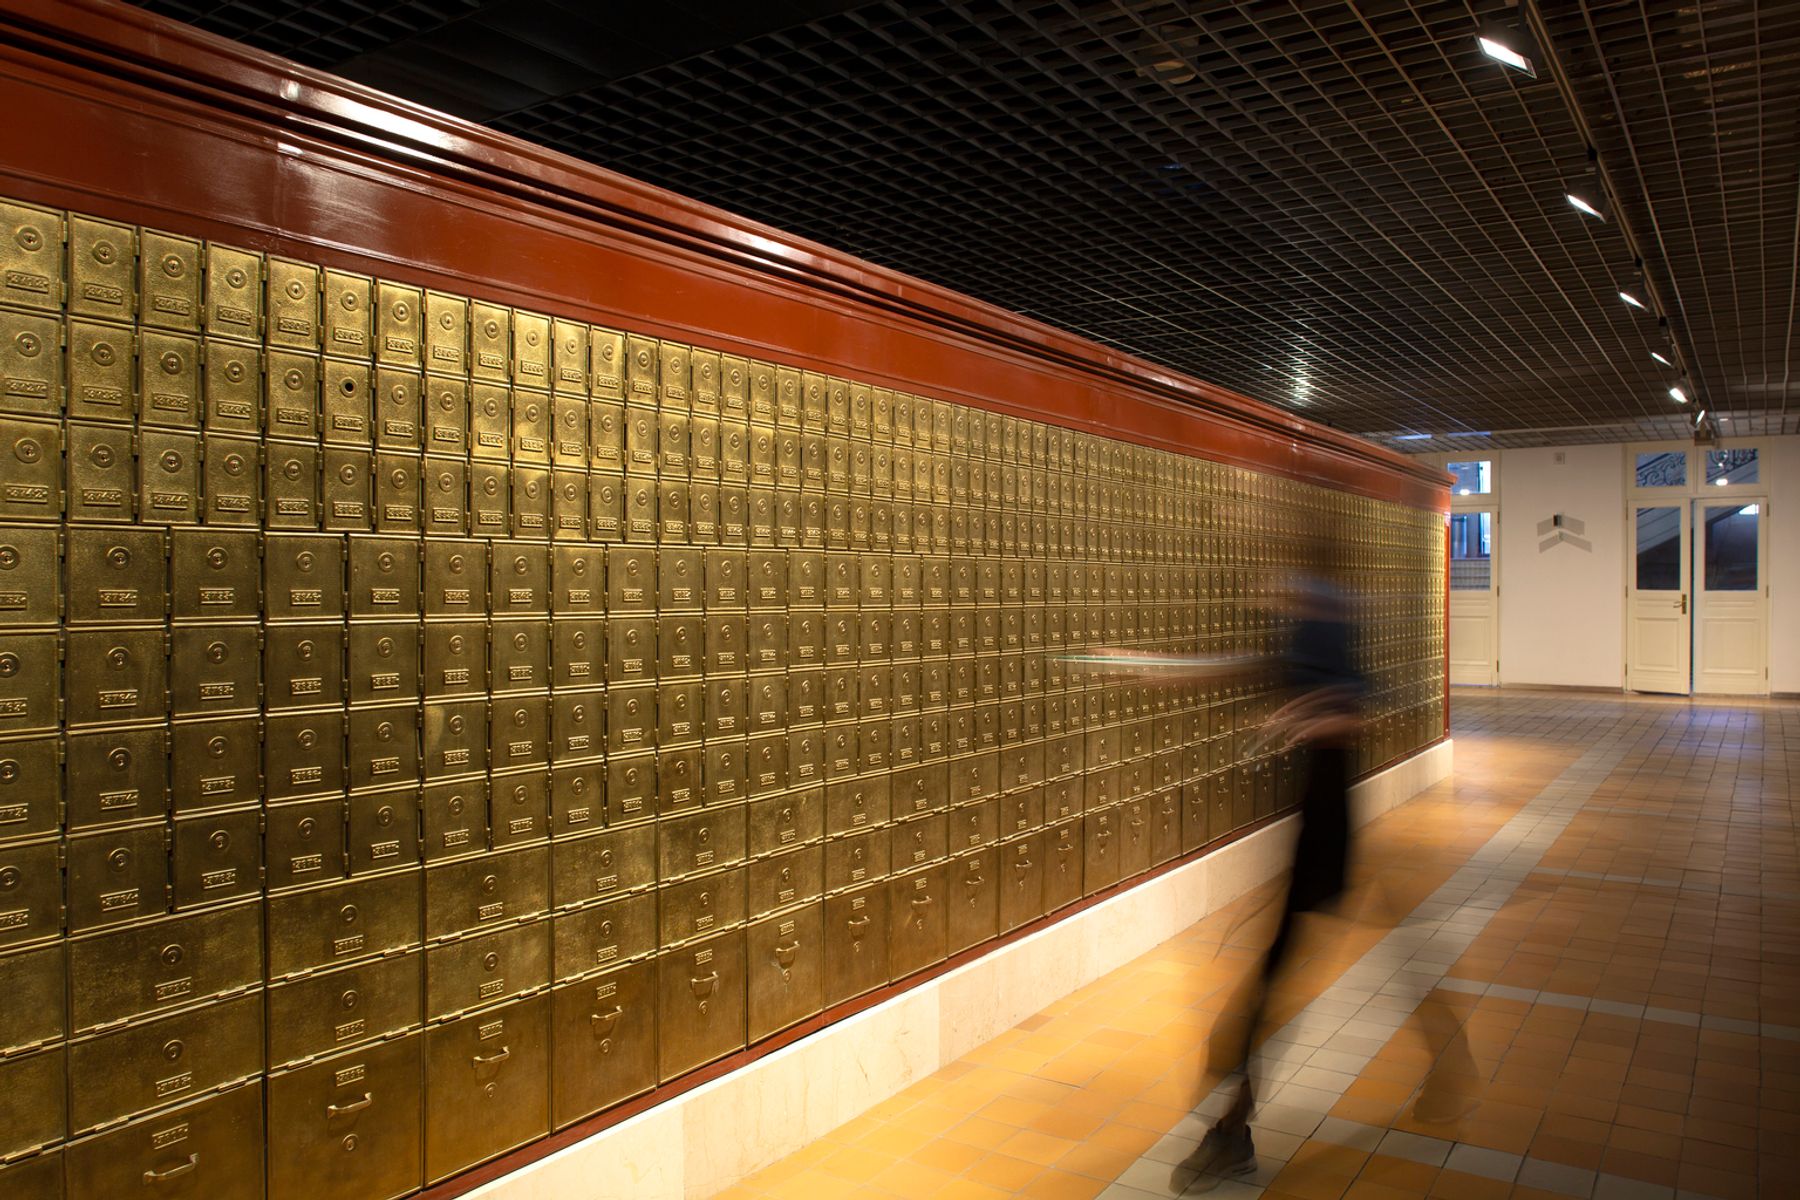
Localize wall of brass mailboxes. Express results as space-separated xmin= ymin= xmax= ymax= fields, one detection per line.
xmin=0 ymin=196 xmax=1445 ymax=1199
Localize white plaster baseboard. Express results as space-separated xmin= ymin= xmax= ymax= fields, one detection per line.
xmin=467 ymin=739 xmax=1453 ymax=1200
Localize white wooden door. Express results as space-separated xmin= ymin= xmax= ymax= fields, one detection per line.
xmin=1627 ymin=503 xmax=1690 ymax=695
xmin=1693 ymin=499 xmax=1768 ymax=695
xmin=1447 ymin=510 xmax=1496 ymax=685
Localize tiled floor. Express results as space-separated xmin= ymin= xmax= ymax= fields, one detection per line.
xmin=714 ymin=691 xmax=1800 ymax=1200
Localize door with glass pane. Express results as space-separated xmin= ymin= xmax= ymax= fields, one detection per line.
xmin=1447 ymin=510 xmax=1496 ymax=685
xmin=1627 ymin=504 xmax=1690 ymax=694
xmin=1693 ymin=498 xmax=1767 ymax=694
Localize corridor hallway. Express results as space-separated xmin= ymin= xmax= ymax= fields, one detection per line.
xmin=715 ymin=691 xmax=1800 ymax=1200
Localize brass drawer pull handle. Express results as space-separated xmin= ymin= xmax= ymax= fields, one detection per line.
xmin=846 ymin=915 xmax=870 ymax=936
xmin=143 ymin=1155 xmax=198 ymax=1185
xmin=326 ymin=1092 xmax=373 ymax=1117
xmin=591 ymin=1006 xmax=623 ymax=1035
xmin=965 ymin=874 xmax=985 ymax=887
xmin=690 ymin=971 xmax=719 ymax=998
xmin=910 ymin=895 xmax=933 ymax=909
xmin=1014 ymin=859 xmax=1034 ymax=870
xmin=774 ymin=939 xmax=800 ymax=967
xmin=472 ymin=1046 xmax=511 ymax=1067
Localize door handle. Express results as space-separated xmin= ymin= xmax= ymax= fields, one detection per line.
xmin=143 ymin=1155 xmax=198 ymax=1185
xmin=1680 ymin=594 xmax=1688 ymax=614
xmin=471 ymin=1046 xmax=511 ymax=1068
xmin=326 ymin=1092 xmax=373 ymax=1117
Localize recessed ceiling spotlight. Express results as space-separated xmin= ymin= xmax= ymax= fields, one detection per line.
xmin=1478 ymin=16 xmax=1539 ymax=78
xmin=1650 ymin=350 xmax=1672 ymax=366
xmin=1138 ymin=58 xmax=1195 ymax=85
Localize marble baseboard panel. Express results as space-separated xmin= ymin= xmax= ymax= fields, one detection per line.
xmin=467 ymin=739 xmax=1453 ymax=1200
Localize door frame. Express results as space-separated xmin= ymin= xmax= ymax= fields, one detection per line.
xmin=1417 ymin=451 xmax=1502 ymax=685
xmin=1691 ymin=492 xmax=1770 ymax=695
xmin=1623 ymin=439 xmax=1770 ymax=696
xmin=1625 ymin=500 xmax=1692 ymax=695
xmin=1447 ymin=507 xmax=1498 ymax=685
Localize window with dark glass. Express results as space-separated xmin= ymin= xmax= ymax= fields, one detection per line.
xmin=1634 ymin=507 xmax=1681 ymax=591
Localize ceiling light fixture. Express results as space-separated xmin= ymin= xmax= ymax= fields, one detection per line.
xmin=1477 ymin=15 xmax=1540 ymax=78
xmin=1566 ymin=193 xmax=1605 ymax=219
xmin=1564 ymin=168 xmax=1610 ymax=222
xmin=1619 ymin=289 xmax=1647 ymax=310
xmin=1393 ymin=433 xmax=1432 ymax=441
xmin=1669 ymin=385 xmax=1688 ymax=404
xmin=1650 ymin=350 xmax=1672 ymax=366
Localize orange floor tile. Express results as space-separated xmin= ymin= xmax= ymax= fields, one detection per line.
xmin=721 ymin=691 xmax=1800 ymax=1200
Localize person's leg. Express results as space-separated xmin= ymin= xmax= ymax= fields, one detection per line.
xmin=1218 ymin=893 xmax=1298 ymax=1130
xmin=1172 ymin=880 xmax=1304 ymax=1191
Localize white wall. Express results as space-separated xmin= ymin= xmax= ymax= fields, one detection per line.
xmin=1429 ymin=435 xmax=1800 ymax=693
xmin=1495 ymin=445 xmax=1627 ymax=689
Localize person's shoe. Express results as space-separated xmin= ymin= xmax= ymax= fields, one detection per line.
xmin=1169 ymin=1123 xmax=1257 ymax=1193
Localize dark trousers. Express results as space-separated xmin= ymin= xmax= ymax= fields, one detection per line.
xmin=1222 ymin=746 xmax=1351 ymax=1123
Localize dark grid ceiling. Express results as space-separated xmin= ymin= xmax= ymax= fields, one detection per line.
xmin=132 ymin=0 xmax=1800 ymax=451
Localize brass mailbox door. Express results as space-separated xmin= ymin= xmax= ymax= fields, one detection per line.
xmin=655 ymin=929 xmax=746 ymax=1082
xmin=551 ymin=824 xmax=655 ymax=911
xmin=0 ymin=734 xmax=60 ymax=841
xmin=425 ymin=918 xmax=551 ymax=1023
xmin=1044 ymin=819 xmax=1083 ymax=912
xmin=65 ymin=1081 xmax=263 ymax=1200
xmin=67 ymin=990 xmax=262 ymax=1132
xmin=1181 ymin=780 xmax=1210 ymax=854
xmin=551 ymin=959 xmax=656 ymax=1127
xmin=746 ymin=903 xmax=824 ymax=1043
xmin=0 ymin=1045 xmax=64 ymax=1159
xmin=887 ymin=863 xmax=947 ymax=979
xmin=551 ymin=890 xmax=655 ymax=981
xmin=822 ymin=881 xmax=889 ymax=1007
xmin=999 ymin=833 xmax=1045 ymax=933
xmin=946 ymin=848 xmax=998 ymax=955
xmin=746 ymin=791 xmax=823 ymax=860
xmin=64 ymin=825 xmax=165 ymax=932
xmin=267 ymin=1032 xmax=424 ymax=1200
xmin=268 ymin=871 xmax=422 ymax=981
xmin=745 ymin=841 xmax=823 ymax=919
xmin=420 ymin=778 xmax=488 ymax=864
xmin=424 ymin=992 xmax=550 ymax=1183
xmin=1118 ymin=798 xmax=1152 ymax=880
xmin=0 ymin=1146 xmax=59 ymax=1199
xmin=266 ymin=950 xmax=422 ymax=1070
xmin=0 ymin=941 xmax=63 ymax=1053
xmin=68 ymin=901 xmax=262 ymax=1034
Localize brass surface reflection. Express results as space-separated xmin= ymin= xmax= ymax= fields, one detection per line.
xmin=0 ymin=194 xmax=1445 ymax=1198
